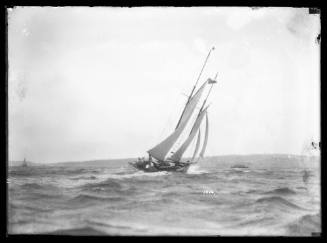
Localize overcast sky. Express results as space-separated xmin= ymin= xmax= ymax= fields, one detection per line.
xmin=8 ymin=7 xmax=320 ymax=163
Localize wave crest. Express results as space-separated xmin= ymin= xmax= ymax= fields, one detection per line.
xmin=68 ymin=194 xmax=122 ymax=204
xmin=264 ymin=187 xmax=296 ymax=195
xmin=255 ymin=196 xmax=305 ymax=210
xmin=187 ymin=165 xmax=208 ymax=174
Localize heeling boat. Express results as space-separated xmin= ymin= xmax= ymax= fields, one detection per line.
xmin=129 ymin=47 xmax=218 ymax=173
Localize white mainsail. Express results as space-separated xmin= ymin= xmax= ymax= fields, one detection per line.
xmin=170 ymin=108 xmax=208 ymax=162
xmin=191 ymin=129 xmax=201 ymax=162
xmin=199 ymin=113 xmax=209 ymax=159
xmin=147 ymin=81 xmax=208 ymax=161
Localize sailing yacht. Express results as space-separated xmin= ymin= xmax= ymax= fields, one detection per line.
xmin=129 ymin=47 xmax=217 ymax=173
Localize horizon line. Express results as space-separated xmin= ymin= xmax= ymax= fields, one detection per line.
xmin=9 ymin=152 xmax=320 ymax=164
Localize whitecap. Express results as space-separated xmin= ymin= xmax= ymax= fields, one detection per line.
xmin=186 ymin=164 xmax=208 ymax=174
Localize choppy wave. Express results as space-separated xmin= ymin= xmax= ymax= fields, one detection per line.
xmin=68 ymin=194 xmax=123 ymax=204
xmin=47 ymin=226 xmax=107 ymax=235
xmin=255 ymin=196 xmax=306 ymax=210
xmin=187 ymin=165 xmax=208 ymax=174
xmin=20 ymin=182 xmax=46 ymax=190
xmin=8 ymin=157 xmax=321 ymax=236
xmin=236 ymin=215 xmax=276 ymax=227
xmin=264 ymin=187 xmax=297 ymax=195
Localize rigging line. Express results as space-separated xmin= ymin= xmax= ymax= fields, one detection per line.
xmin=189 ymin=81 xmax=213 ymax=136
xmin=175 ymin=46 xmax=215 ymax=130
xmin=195 ymin=74 xmax=217 ymax=122
xmin=194 ymin=46 xmax=215 ymax=91
xmin=201 ymin=72 xmax=218 ymax=110
xmin=209 ymin=72 xmax=218 ymax=96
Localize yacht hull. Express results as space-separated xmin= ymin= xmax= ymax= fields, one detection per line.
xmin=129 ymin=161 xmax=191 ymax=173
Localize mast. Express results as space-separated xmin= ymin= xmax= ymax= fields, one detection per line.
xmin=175 ymin=46 xmax=215 ymax=130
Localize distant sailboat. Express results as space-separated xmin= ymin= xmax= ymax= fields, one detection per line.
xmin=22 ymin=158 xmax=28 ymax=167
xmin=130 ymin=47 xmax=218 ymax=173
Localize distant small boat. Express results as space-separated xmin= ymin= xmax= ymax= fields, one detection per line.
xmin=231 ymin=165 xmax=249 ymax=169
xmin=130 ymin=47 xmax=218 ymax=173
xmin=22 ymin=158 xmax=28 ymax=167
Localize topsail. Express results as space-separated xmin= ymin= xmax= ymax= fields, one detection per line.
xmin=147 ymin=81 xmax=208 ymax=161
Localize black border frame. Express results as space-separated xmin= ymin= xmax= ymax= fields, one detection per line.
xmin=2 ymin=2 xmax=325 ymax=241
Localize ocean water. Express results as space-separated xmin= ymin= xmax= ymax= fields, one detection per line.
xmin=7 ymin=155 xmax=321 ymax=236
